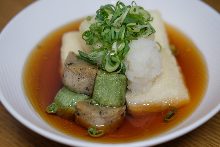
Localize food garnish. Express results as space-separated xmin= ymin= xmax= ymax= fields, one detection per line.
xmin=163 ymin=107 xmax=177 ymax=122
xmin=88 ymin=127 xmax=104 ymax=137
xmin=79 ymin=1 xmax=155 ymax=73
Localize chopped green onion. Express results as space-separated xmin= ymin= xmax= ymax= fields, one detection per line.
xmin=86 ymin=16 xmax=92 ymax=21
xmin=88 ymin=127 xmax=104 ymax=137
xmin=113 ymin=7 xmax=130 ymax=27
xmin=105 ymin=54 xmax=120 ymax=72
xmin=80 ymin=1 xmax=156 ymax=73
xmin=163 ymin=107 xmax=177 ymax=122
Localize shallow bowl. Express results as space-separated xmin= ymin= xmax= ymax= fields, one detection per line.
xmin=0 ymin=0 xmax=220 ymax=146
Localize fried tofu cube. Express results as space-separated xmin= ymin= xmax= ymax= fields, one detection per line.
xmin=126 ymin=11 xmax=189 ymax=115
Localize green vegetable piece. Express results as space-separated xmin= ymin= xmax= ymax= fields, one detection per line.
xmin=46 ymin=87 xmax=89 ymax=118
xmin=88 ymin=127 xmax=104 ymax=137
xmin=163 ymin=107 xmax=177 ymax=122
xmin=92 ymin=70 xmax=126 ymax=107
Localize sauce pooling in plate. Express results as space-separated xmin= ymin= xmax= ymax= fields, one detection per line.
xmin=23 ymin=20 xmax=207 ymax=143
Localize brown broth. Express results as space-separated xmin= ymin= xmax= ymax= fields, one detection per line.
xmin=23 ymin=21 xmax=208 ymax=143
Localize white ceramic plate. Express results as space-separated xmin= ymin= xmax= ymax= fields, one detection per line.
xmin=0 ymin=0 xmax=220 ymax=146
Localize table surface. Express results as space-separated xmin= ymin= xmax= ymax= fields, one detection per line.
xmin=0 ymin=0 xmax=219 ymax=146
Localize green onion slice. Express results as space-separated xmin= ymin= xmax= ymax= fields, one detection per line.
xmin=163 ymin=107 xmax=177 ymax=122
xmin=88 ymin=127 xmax=104 ymax=137
xmin=80 ymin=1 xmax=156 ymax=73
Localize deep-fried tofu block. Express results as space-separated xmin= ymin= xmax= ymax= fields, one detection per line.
xmin=126 ymin=11 xmax=189 ymax=115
